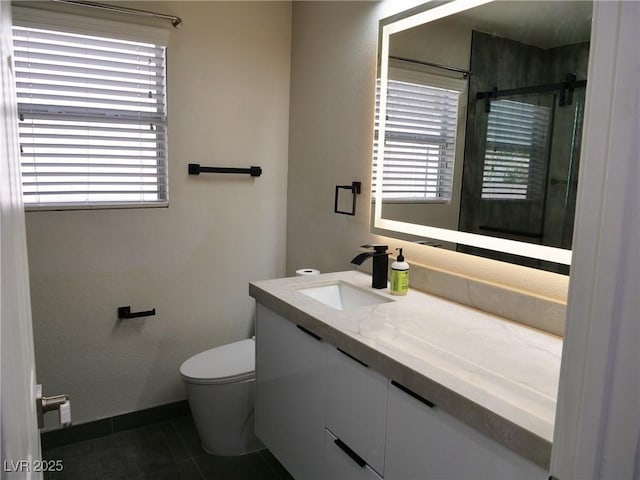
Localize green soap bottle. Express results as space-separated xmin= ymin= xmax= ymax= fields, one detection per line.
xmin=390 ymin=248 xmax=409 ymax=295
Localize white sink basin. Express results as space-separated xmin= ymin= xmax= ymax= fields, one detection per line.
xmin=298 ymin=281 xmax=393 ymax=310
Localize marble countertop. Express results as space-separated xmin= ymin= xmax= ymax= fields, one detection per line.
xmin=249 ymin=270 xmax=562 ymax=469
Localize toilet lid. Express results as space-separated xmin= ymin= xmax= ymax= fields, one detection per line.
xmin=180 ymin=338 xmax=255 ymax=385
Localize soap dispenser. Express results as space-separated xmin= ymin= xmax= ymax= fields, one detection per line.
xmin=390 ymin=248 xmax=409 ymax=296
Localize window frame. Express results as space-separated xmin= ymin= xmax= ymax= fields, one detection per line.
xmin=12 ymin=6 xmax=170 ymax=211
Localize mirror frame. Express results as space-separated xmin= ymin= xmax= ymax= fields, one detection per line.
xmin=373 ymin=0 xmax=574 ymax=265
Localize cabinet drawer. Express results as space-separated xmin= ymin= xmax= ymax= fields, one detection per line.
xmin=326 ymin=344 xmax=388 ymax=475
xmin=385 ymin=380 xmax=547 ymax=480
xmin=325 ymin=429 xmax=383 ymax=480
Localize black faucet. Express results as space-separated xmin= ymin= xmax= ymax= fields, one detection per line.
xmin=351 ymin=244 xmax=389 ymax=289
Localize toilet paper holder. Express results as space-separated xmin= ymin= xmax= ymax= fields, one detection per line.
xmin=118 ymin=306 xmax=156 ymax=319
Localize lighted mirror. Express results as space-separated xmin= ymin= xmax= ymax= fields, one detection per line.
xmin=372 ymin=0 xmax=593 ymax=273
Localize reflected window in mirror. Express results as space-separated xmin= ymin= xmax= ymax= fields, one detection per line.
xmin=481 ymin=99 xmax=552 ymax=200
xmin=373 ymin=66 xmax=467 ymax=204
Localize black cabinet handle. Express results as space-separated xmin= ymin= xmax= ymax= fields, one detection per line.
xmin=296 ymin=324 xmax=321 ymax=341
xmin=334 ymin=438 xmax=367 ymax=468
xmin=391 ymin=380 xmax=435 ymax=408
xmin=337 ymin=347 xmax=368 ymax=368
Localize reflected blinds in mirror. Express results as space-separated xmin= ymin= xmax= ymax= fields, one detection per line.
xmin=481 ymin=99 xmax=552 ymax=200
xmin=373 ymin=68 xmax=464 ymax=201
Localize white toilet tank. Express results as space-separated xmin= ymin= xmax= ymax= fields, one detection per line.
xmin=180 ymin=338 xmax=263 ymax=455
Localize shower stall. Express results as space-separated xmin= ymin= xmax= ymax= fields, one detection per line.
xmin=458 ymin=31 xmax=589 ymax=271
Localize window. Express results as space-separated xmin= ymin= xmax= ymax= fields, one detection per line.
xmin=481 ymin=99 xmax=552 ymax=200
xmin=373 ymin=68 xmax=465 ymax=202
xmin=12 ymin=8 xmax=168 ymax=209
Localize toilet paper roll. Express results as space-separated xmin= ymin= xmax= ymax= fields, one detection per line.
xmin=296 ymin=268 xmax=320 ymax=276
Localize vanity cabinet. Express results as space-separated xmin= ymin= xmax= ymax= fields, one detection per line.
xmin=254 ymin=304 xmax=326 ymax=480
xmin=325 ymin=345 xmax=388 ymax=476
xmin=384 ymin=381 xmax=547 ymax=480
xmin=255 ymin=301 xmax=548 ymax=480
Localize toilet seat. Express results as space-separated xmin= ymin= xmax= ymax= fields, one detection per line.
xmin=180 ymin=338 xmax=255 ymax=385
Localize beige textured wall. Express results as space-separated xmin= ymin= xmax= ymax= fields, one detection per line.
xmin=286 ymin=1 xmax=569 ymax=303
xmin=25 ymin=1 xmax=292 ymax=426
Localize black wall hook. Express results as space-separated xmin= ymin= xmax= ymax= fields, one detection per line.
xmin=118 ymin=306 xmax=156 ymax=319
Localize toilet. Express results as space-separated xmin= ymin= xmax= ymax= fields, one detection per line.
xmin=179 ymin=338 xmax=263 ymax=455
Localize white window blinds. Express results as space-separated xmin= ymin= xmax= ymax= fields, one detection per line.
xmin=12 ymin=9 xmax=168 ymax=209
xmin=481 ymin=99 xmax=552 ymax=200
xmin=373 ymin=68 xmax=465 ymax=202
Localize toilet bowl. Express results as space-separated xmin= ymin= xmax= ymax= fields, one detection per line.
xmin=179 ymin=338 xmax=263 ymax=455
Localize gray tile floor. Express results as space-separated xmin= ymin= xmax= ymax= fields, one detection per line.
xmin=42 ymin=416 xmax=293 ymax=480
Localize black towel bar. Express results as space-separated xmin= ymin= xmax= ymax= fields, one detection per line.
xmin=188 ymin=164 xmax=262 ymax=177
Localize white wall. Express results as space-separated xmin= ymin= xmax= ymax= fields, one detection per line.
xmin=551 ymin=1 xmax=640 ymax=477
xmin=24 ymin=1 xmax=292 ymax=426
xmin=286 ymin=1 xmax=569 ymax=302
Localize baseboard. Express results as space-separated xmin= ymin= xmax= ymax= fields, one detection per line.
xmin=40 ymin=400 xmax=191 ymax=450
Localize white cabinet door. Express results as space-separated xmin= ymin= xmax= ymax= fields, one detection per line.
xmin=325 ymin=429 xmax=383 ymax=480
xmin=255 ymin=304 xmax=326 ymax=480
xmin=325 ymin=345 xmax=388 ymax=475
xmin=385 ymin=381 xmax=548 ymax=480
